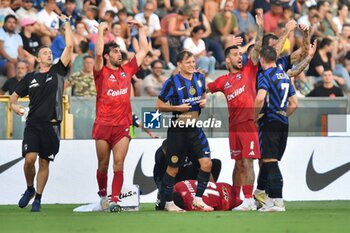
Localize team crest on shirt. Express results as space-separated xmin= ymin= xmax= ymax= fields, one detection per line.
xmin=109 ymin=74 xmax=117 ymax=82
xmin=121 ymin=72 xmax=127 ymax=78
xmin=236 ymin=74 xmax=242 ymax=80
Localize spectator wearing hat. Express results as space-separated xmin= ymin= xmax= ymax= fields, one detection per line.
xmin=264 ymin=0 xmax=284 ymax=33
xmin=20 ymin=18 xmax=41 ymax=71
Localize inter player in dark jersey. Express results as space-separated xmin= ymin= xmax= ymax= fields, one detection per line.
xmin=173 ymin=180 xmax=235 ymax=211
xmin=93 ymin=20 xmax=149 ymax=212
xmin=254 ymin=41 xmax=317 ymax=212
xmin=10 ymin=15 xmax=73 ymax=212
xmin=207 ymin=11 xmax=264 ymax=211
xmin=156 ymin=50 xmax=213 ymax=212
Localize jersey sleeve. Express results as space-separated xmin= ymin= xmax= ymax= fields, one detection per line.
xmin=277 ymin=55 xmax=292 ymax=70
xmin=288 ymin=80 xmax=296 ymax=97
xmin=53 ymin=59 xmax=70 ymax=77
xmin=257 ymin=73 xmax=270 ymax=91
xmin=123 ymin=56 xmax=140 ymax=78
xmin=1 ymin=80 xmax=9 ymax=93
xmin=207 ymin=76 xmax=224 ymax=93
xmin=14 ymin=74 xmax=30 ymax=97
xmin=158 ymin=78 xmax=173 ymax=102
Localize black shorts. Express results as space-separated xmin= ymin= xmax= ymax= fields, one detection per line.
xmin=166 ymin=126 xmax=211 ymax=167
xmin=22 ymin=122 xmax=60 ymax=161
xmin=259 ymin=120 xmax=288 ymax=161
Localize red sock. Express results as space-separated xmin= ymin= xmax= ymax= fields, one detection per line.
xmin=111 ymin=171 xmax=124 ymax=203
xmin=96 ymin=170 xmax=107 ymax=197
xmin=242 ymin=185 xmax=254 ymax=198
xmin=232 ymin=185 xmax=242 ymax=203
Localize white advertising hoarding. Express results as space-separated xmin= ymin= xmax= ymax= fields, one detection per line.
xmin=0 ymin=138 xmax=349 ymax=204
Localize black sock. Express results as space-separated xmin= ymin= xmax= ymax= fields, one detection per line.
xmin=27 ymin=185 xmax=34 ymax=192
xmin=257 ymin=163 xmax=268 ymax=191
xmin=266 ymin=162 xmax=283 ymax=198
xmin=196 ymin=169 xmax=210 ymax=197
xmin=35 ymin=193 xmax=42 ymax=201
xmin=161 ymin=173 xmax=175 ymax=202
xmin=211 ymin=159 xmax=222 ymax=182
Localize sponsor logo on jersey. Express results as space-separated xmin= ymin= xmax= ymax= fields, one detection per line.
xmin=224 ymin=81 xmax=232 ymax=90
xmin=227 ymin=85 xmax=245 ymax=101
xmin=107 ymin=88 xmax=128 ymax=97
xmin=109 ymin=74 xmax=117 ymax=82
xmin=46 ymin=76 xmax=52 ymax=82
xmin=29 ymin=79 xmax=39 ymax=88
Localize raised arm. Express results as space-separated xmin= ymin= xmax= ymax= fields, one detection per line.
xmin=95 ymin=22 xmax=108 ymax=72
xmin=286 ymin=40 xmax=317 ymax=78
xmin=249 ymin=10 xmax=264 ymax=65
xmin=59 ymin=15 xmax=74 ymax=67
xmin=275 ymin=20 xmax=297 ymax=58
xmin=290 ymin=24 xmax=311 ymax=64
xmin=129 ymin=20 xmax=149 ymax=67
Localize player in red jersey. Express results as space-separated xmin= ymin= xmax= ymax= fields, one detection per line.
xmin=173 ymin=180 xmax=235 ymax=211
xmin=207 ymin=11 xmax=264 ymax=211
xmin=93 ymin=20 xmax=149 ymax=212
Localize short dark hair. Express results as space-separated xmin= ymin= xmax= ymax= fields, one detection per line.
xmin=319 ymin=38 xmax=333 ymax=49
xmin=260 ymin=46 xmax=277 ymax=63
xmin=4 ymin=15 xmax=17 ymax=24
xmin=79 ymin=41 xmax=89 ymax=53
xmin=177 ymin=50 xmax=194 ymax=62
xmin=105 ymin=10 xmax=116 ymax=18
xmin=36 ymin=46 xmax=50 ymax=57
xmin=262 ymin=34 xmax=278 ymax=47
xmin=103 ymin=42 xmax=120 ymax=64
xmin=317 ymin=0 xmax=327 ymax=10
xmin=224 ymin=45 xmax=239 ymax=57
xmin=83 ymin=55 xmax=94 ymax=61
xmin=192 ymin=25 xmax=206 ymax=34
xmin=151 ymin=59 xmax=164 ymax=69
xmin=322 ymin=68 xmax=333 ymax=74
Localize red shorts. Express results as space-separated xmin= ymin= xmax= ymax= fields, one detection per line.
xmin=92 ymin=123 xmax=131 ymax=148
xmin=229 ymin=120 xmax=260 ymax=160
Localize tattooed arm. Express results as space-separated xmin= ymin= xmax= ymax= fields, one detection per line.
xmin=291 ymin=24 xmax=311 ymax=64
xmin=249 ymin=10 xmax=264 ymax=65
xmin=287 ymin=40 xmax=317 ymax=77
xmin=275 ymin=20 xmax=297 ymax=58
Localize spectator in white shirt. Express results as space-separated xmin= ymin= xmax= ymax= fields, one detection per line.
xmin=183 ymin=25 xmax=216 ymax=75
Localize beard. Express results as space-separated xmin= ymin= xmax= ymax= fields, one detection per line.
xmin=110 ymin=59 xmax=122 ymax=67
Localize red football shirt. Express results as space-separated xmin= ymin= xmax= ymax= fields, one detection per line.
xmin=174 ymin=180 xmax=235 ymax=211
xmin=93 ymin=57 xmax=139 ymax=126
xmin=207 ymin=59 xmax=258 ymax=126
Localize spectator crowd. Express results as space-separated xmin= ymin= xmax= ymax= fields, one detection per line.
xmin=1 ymin=0 xmax=350 ymax=98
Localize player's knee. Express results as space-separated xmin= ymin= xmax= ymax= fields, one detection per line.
xmin=242 ymin=158 xmax=254 ymax=170
xmin=200 ymin=159 xmax=212 ymax=173
xmin=113 ymin=160 xmax=124 ymax=171
xmin=24 ymin=154 xmax=36 ymax=167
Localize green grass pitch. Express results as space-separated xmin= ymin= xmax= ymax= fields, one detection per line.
xmin=1 ymin=201 xmax=349 ymax=233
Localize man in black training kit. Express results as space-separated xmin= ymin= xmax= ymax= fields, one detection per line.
xmin=153 ymin=139 xmax=222 ymax=210
xmin=10 ymin=15 xmax=73 ymax=212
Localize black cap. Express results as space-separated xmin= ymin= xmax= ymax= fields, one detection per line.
xmin=271 ymin=0 xmax=283 ymax=6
